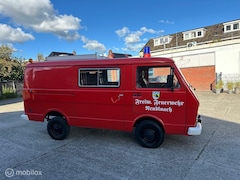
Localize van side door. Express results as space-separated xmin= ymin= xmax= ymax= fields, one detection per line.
xmin=74 ymin=67 xmax=125 ymax=130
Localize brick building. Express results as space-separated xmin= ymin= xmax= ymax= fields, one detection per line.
xmin=141 ymin=19 xmax=240 ymax=90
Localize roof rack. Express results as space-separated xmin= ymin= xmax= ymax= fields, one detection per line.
xmin=45 ymin=50 xmax=133 ymax=61
xmin=46 ymin=52 xmax=107 ymax=61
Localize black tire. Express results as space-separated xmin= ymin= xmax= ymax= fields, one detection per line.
xmin=47 ymin=116 xmax=70 ymax=140
xmin=135 ymin=120 xmax=164 ymax=148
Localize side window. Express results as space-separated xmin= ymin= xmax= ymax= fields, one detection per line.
xmin=79 ymin=68 xmax=120 ymax=87
xmin=137 ymin=66 xmax=180 ymax=88
xmin=80 ymin=69 xmax=97 ymax=85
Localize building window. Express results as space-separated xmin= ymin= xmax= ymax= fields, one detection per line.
xmin=185 ymin=34 xmax=189 ymax=40
xmin=226 ymin=25 xmax=231 ymax=31
xmin=183 ymin=28 xmax=205 ymax=40
xmin=233 ymin=23 xmax=239 ymax=30
xmin=191 ymin=32 xmax=196 ymax=38
xmin=160 ymin=38 xmax=164 ymax=44
xmin=153 ymin=36 xmax=173 ymax=46
xmin=154 ymin=39 xmax=159 ymax=46
xmin=224 ymin=20 xmax=240 ymax=33
xmin=165 ymin=37 xmax=169 ymax=43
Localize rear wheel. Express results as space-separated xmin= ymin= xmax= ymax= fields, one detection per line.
xmin=47 ymin=116 xmax=70 ymax=140
xmin=135 ymin=120 xmax=164 ymax=148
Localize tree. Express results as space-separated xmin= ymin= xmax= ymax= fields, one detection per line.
xmin=37 ymin=53 xmax=45 ymax=61
xmin=9 ymin=61 xmax=24 ymax=81
xmin=0 ymin=45 xmax=25 ymax=81
xmin=0 ymin=45 xmax=13 ymax=61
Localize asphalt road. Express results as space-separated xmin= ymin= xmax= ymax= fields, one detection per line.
xmin=0 ymin=92 xmax=239 ymax=180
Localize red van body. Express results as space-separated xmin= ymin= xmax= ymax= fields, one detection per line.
xmin=22 ymin=57 xmax=202 ymax=148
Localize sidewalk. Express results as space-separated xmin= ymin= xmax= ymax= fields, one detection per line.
xmin=196 ymin=91 xmax=240 ymax=123
xmin=0 ymin=97 xmax=23 ymax=113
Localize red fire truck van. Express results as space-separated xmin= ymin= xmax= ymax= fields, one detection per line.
xmin=22 ymin=54 xmax=202 ymax=148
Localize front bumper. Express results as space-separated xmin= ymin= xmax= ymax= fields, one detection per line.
xmin=187 ymin=115 xmax=202 ymax=135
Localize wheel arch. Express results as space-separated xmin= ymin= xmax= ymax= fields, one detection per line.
xmin=134 ymin=115 xmax=166 ymax=133
xmin=44 ymin=108 xmax=69 ymax=124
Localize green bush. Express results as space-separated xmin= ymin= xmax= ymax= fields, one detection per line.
xmin=0 ymin=84 xmax=18 ymax=99
xmin=215 ymin=80 xmax=223 ymax=89
xmin=235 ymin=81 xmax=240 ymax=88
xmin=227 ymin=81 xmax=234 ymax=90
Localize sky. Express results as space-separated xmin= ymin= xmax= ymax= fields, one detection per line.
xmin=0 ymin=0 xmax=239 ymax=60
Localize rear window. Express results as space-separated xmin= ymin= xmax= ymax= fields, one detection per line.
xmin=78 ymin=68 xmax=120 ymax=87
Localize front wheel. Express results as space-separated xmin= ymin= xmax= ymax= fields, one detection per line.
xmin=135 ymin=120 xmax=164 ymax=148
xmin=47 ymin=116 xmax=70 ymax=140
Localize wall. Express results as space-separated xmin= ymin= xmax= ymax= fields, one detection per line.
xmin=215 ymin=44 xmax=240 ymax=75
xmin=151 ymin=38 xmax=240 ymax=90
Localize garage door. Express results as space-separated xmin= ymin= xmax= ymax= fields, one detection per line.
xmin=180 ymin=66 xmax=215 ymax=91
xmin=173 ymin=52 xmax=215 ymax=91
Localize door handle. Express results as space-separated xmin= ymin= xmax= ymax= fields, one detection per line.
xmin=118 ymin=94 xmax=124 ymax=97
xmin=133 ymin=93 xmax=141 ymax=97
